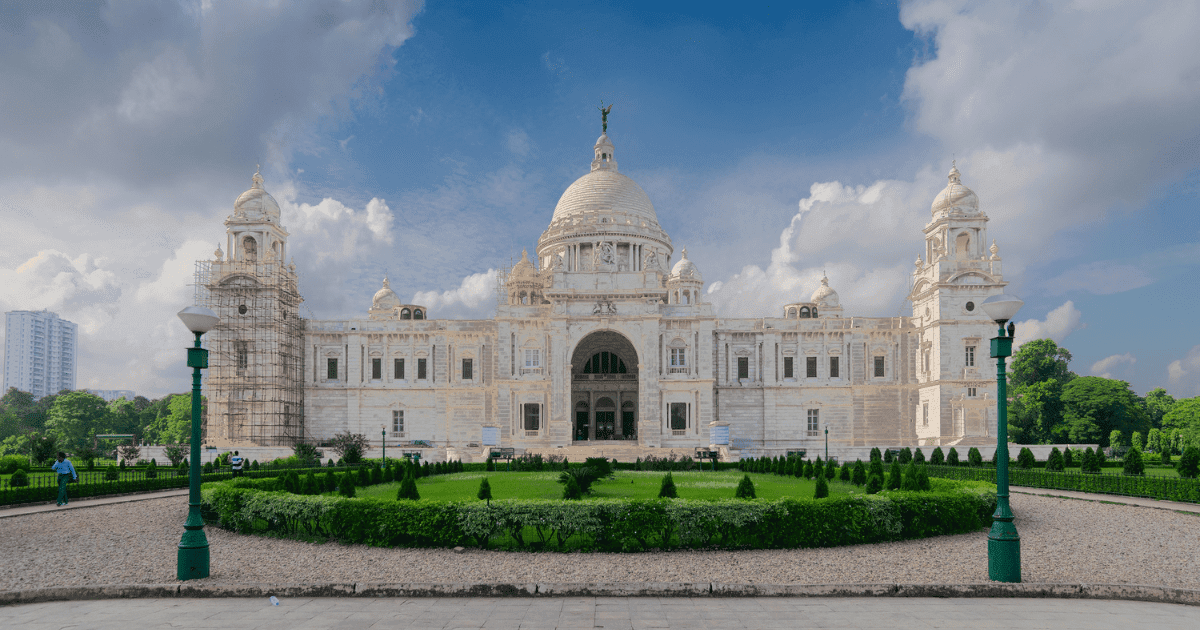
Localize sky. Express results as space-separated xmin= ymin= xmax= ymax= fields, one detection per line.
xmin=1 ymin=0 xmax=1198 ymax=400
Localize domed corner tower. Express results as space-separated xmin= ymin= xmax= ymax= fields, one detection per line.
xmin=198 ymin=168 xmax=305 ymax=447
xmin=666 ymin=248 xmax=704 ymax=305
xmin=782 ymin=276 xmax=843 ymax=319
xmin=368 ymin=276 xmax=429 ymax=321
xmin=908 ymin=163 xmax=1008 ymax=447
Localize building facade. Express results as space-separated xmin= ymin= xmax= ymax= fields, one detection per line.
xmin=3 ymin=310 xmax=78 ymax=401
xmin=86 ymin=390 xmax=137 ymax=402
xmin=197 ymin=129 xmax=1009 ymax=459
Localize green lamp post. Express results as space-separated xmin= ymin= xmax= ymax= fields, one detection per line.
xmin=981 ymin=293 xmax=1023 ymax=583
xmin=381 ymin=426 xmax=387 ymax=467
xmin=176 ymin=305 xmax=219 ymax=581
xmin=824 ymin=427 xmax=828 ymax=460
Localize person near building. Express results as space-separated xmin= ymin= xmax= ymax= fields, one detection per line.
xmin=51 ymin=452 xmax=78 ymax=506
xmin=230 ymin=451 xmax=244 ymax=477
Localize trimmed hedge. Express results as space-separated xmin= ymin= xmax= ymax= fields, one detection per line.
xmin=925 ymin=464 xmax=1200 ymax=503
xmin=200 ymin=481 xmax=996 ymax=552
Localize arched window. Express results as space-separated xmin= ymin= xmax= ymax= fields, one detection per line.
xmin=682 ymin=290 xmax=690 ymax=305
xmin=242 ymin=236 xmax=257 ymax=262
xmin=596 ymin=397 xmax=615 ymax=408
xmin=519 ymin=291 xmax=528 ymax=305
xmin=787 ymin=308 xmax=797 ymax=318
xmin=799 ymin=306 xmax=811 ymax=318
xmin=400 ymin=308 xmax=411 ymax=319
xmin=956 ymin=231 xmax=970 ymax=260
xmin=413 ymin=309 xmax=424 ymax=320
xmin=583 ymin=351 xmax=627 ymax=374
xmin=812 ymin=307 xmax=818 ymax=318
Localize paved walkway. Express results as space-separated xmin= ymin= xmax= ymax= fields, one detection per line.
xmin=2 ymin=596 xmax=1197 ymax=629
xmin=1010 ymin=486 xmax=1200 ymax=514
xmin=0 ymin=489 xmax=188 ymax=519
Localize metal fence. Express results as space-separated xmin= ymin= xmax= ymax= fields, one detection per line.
xmin=925 ymin=465 xmax=1200 ymax=503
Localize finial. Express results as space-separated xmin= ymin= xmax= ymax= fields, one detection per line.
xmin=598 ymin=101 xmax=613 ymax=133
xmin=948 ymin=160 xmax=961 ymax=184
xmin=681 ymin=247 xmax=688 ymax=259
xmin=252 ymin=165 xmax=264 ymax=189
xmin=215 ymin=244 xmax=224 ymax=261
xmin=382 ymin=275 xmax=390 ymax=288
xmin=990 ymin=240 xmax=1000 ymax=260
xmin=915 ymin=255 xmax=922 ymax=267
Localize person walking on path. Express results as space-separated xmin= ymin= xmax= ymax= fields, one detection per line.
xmin=51 ymin=452 xmax=78 ymax=506
xmin=230 ymin=451 xmax=243 ymax=478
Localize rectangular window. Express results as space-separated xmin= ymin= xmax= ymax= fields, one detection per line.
xmin=874 ymin=356 xmax=885 ymax=377
xmin=394 ymin=358 xmax=404 ymax=379
xmin=524 ymin=349 xmax=540 ymax=368
xmin=830 ymin=356 xmax=839 ymax=378
xmin=326 ymin=358 xmax=338 ymax=380
xmin=669 ymin=347 xmax=686 ymax=367
xmin=371 ymin=358 xmax=381 ymax=380
xmin=966 ymin=346 xmax=976 ymax=368
xmin=670 ymin=402 xmax=687 ymax=431
xmin=392 ymin=410 xmax=404 ymax=434
xmin=235 ymin=341 xmax=249 ymax=369
xmin=807 ymin=409 xmax=819 ymax=437
xmin=523 ymin=403 xmax=540 ymax=431
xmin=417 ymin=358 xmax=427 ymax=380
xmin=806 ymin=356 xmax=818 ymax=378
xmin=462 ymin=358 xmax=473 ymax=380
xmin=737 ymin=357 xmax=749 ymax=380
xmin=783 ymin=356 xmax=793 ymax=378
xmin=968 ymin=387 xmax=977 ymax=397
xmin=922 ymin=403 xmax=929 ymax=427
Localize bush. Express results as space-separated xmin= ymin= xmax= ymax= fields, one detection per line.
xmin=658 ymin=472 xmax=678 ymax=498
xmin=813 ymin=458 xmax=824 ymax=480
xmin=1161 ymin=449 xmax=1172 ymax=466
xmin=292 ymin=442 xmax=321 ymax=467
xmin=397 ymin=470 xmax=420 ymax=501
xmin=826 ymin=460 xmax=837 ymax=480
xmin=104 ymin=464 xmax=119 ymax=481
xmin=1082 ymin=447 xmax=1100 ymax=474
xmin=477 ymin=478 xmax=492 ymax=505
xmin=0 ymin=455 xmax=31 ymax=475
xmin=814 ymin=474 xmax=829 ymax=499
xmin=967 ymin=447 xmax=982 ymax=467
xmin=486 ymin=457 xmax=495 ymax=472
xmin=869 ymin=447 xmax=882 ymax=462
xmin=251 ymin=460 xmax=259 ymax=471
xmin=929 ymin=447 xmax=944 ymax=466
xmin=1123 ymin=449 xmax=1145 ymax=476
xmin=865 ymin=474 xmax=883 ymax=494
xmin=884 ymin=449 xmax=894 ymax=463
xmin=145 ymin=460 xmax=158 ymax=479
xmin=839 ymin=462 xmax=851 ymax=481
xmin=899 ymin=447 xmax=912 ymax=465
xmin=371 ymin=464 xmax=383 ymax=485
xmin=562 ymin=474 xmax=583 ymax=500
xmin=852 ymin=460 xmax=866 ymax=486
xmin=1045 ymin=447 xmax=1064 ymax=472
xmin=735 ymin=474 xmax=756 ymax=499
xmin=913 ymin=448 xmax=925 ymax=464
xmin=324 ymin=470 xmax=338 ymax=493
xmin=304 ymin=471 xmax=320 ymax=495
xmin=327 ymin=459 xmax=336 ymax=468
xmin=203 ymin=461 xmax=214 ymax=474
xmin=1063 ymin=448 xmax=1074 ymax=469
xmin=886 ymin=460 xmax=903 ymax=490
xmin=1178 ymin=447 xmax=1200 ymax=479
xmin=1017 ymin=447 xmax=1036 ymax=470
xmin=917 ymin=464 xmax=931 ymax=491
xmin=868 ymin=458 xmax=885 ymax=484
xmin=119 ymin=460 xmax=126 ymax=471
xmin=9 ymin=469 xmax=29 ymax=487
xmin=901 ymin=461 xmax=919 ymax=491
xmin=803 ymin=460 xmax=814 ymax=478
xmin=338 ymin=473 xmax=356 ymax=498
xmin=947 ymin=448 xmax=960 ymax=466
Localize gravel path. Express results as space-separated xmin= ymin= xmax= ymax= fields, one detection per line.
xmin=2 ymin=493 xmax=1198 ymax=591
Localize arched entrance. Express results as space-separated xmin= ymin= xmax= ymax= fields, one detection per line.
xmin=571 ymin=331 xmax=638 ymax=441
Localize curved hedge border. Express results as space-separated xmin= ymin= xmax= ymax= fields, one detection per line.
xmin=926 ymin=465 xmax=1200 ymax=503
xmin=200 ymin=482 xmax=996 ymax=551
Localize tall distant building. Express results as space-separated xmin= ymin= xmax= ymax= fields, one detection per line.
xmin=3 ymin=310 xmax=78 ymax=400
xmin=86 ymin=389 xmax=136 ymax=402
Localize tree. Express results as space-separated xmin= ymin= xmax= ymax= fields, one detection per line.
xmin=658 ymin=472 xmax=678 ymax=498
xmin=1162 ymin=398 xmax=1200 ymax=451
xmin=477 ymin=477 xmax=493 ymax=505
xmin=839 ymin=461 xmax=851 ymax=481
xmin=1061 ymin=377 xmax=1150 ymax=448
xmin=929 ymin=447 xmax=944 ymax=466
xmin=1017 ymin=447 xmax=1036 ymax=470
xmin=869 ymin=447 xmax=881 ymax=462
xmin=396 ymin=469 xmax=420 ymax=500
xmin=163 ymin=444 xmax=187 ymax=467
xmin=339 ymin=472 xmax=356 ymax=497
xmin=946 ymin=447 xmax=960 ymax=466
xmin=1008 ymin=378 xmax=1066 ymax=444
xmin=814 ymin=473 xmax=829 ymax=499
xmin=868 ymin=457 xmax=884 ymax=482
xmin=1045 ymin=447 xmax=1064 ymax=472
xmin=1143 ymin=388 xmax=1176 ymax=429
xmin=1009 ymin=339 xmax=1075 ymax=389
xmin=1177 ymin=447 xmax=1200 ymax=479
xmin=886 ymin=459 xmax=902 ymax=490
xmin=813 ymin=457 xmax=824 ymax=480
xmin=901 ymin=461 xmax=919 ymax=491
xmin=29 ymin=431 xmax=58 ymax=465
xmin=1108 ymin=430 xmax=1125 ymax=455
xmin=561 ymin=473 xmax=583 ymax=499
xmin=74 ymin=445 xmax=100 ymax=469
xmin=143 ymin=395 xmax=198 ymax=445
xmin=1130 ymin=431 xmax=1144 ymax=452
xmin=898 ymin=447 xmax=912 ymax=464
xmin=913 ymin=448 xmax=925 ymax=464
xmin=292 ymin=442 xmax=320 ymax=467
xmin=1123 ymin=449 xmax=1144 ymax=476
xmin=967 ymin=447 xmax=982 ymax=467
xmin=328 ymin=431 xmax=370 ymax=463
xmin=107 ymin=398 xmax=141 ymax=436
xmin=865 ymin=474 xmax=883 ymax=494
xmin=735 ymin=474 xmax=756 ymax=499
xmin=45 ymin=392 xmax=111 ymax=450
xmin=117 ymin=443 xmax=140 ymax=464
xmin=1146 ymin=428 xmax=1163 ymax=454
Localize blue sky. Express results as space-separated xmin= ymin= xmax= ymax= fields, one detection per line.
xmin=0 ymin=0 xmax=1197 ymax=399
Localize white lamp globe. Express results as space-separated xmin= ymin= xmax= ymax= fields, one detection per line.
xmin=177 ymin=306 xmax=220 ymax=334
xmin=980 ymin=294 xmax=1024 ymax=324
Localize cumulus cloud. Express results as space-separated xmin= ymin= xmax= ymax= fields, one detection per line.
xmin=1167 ymin=345 xmax=1200 ymax=397
xmin=1013 ymin=301 xmax=1086 ymax=349
xmin=1091 ymin=353 xmax=1137 ymax=379
xmin=411 ymin=270 xmax=498 ymax=319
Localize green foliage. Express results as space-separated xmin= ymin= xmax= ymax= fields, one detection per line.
xmin=1162 ymin=398 xmax=1200 ymax=450
xmin=803 ymin=460 xmax=814 ymax=478
xmin=658 ymin=472 xmax=678 ymax=498
xmin=825 ymin=460 xmax=836 ymax=480
xmin=967 ymin=447 xmax=982 ymax=467
xmin=1144 ymin=388 xmax=1176 ymax=429
xmin=1081 ymin=447 xmax=1100 ymax=474
xmin=839 ymin=462 xmax=851 ymax=481
xmin=865 ymin=474 xmax=883 ymax=494
xmin=1008 ymin=377 xmax=1066 ymax=444
xmin=477 ymin=477 xmax=492 ymax=503
xmin=486 ymin=457 xmax=495 ymax=471
xmin=1130 ymin=431 xmax=1144 ymax=452
xmin=869 ymin=447 xmax=881 ymax=462
xmin=327 ymin=459 xmax=336 ymax=468
xmin=929 ymin=447 xmax=944 ymax=466
xmin=202 ymin=461 xmax=214 ymax=474
xmin=852 ymin=460 xmax=866 ymax=486
xmin=1161 ymin=449 xmax=1171 ymax=466
xmin=145 ymin=460 xmax=158 ymax=479
xmin=868 ymin=458 xmax=884 ymax=482
xmin=1062 ymin=377 xmax=1150 ymax=448
xmin=143 ymin=395 xmax=197 ymax=445
xmin=324 ymin=470 xmax=338 ymax=492
xmin=1010 ymin=339 xmax=1075 ymax=389
xmin=1123 ymin=449 xmax=1144 ymax=476
xmin=304 ymin=471 xmax=319 ymax=495
xmin=947 ymin=447 xmax=960 ymax=466
xmin=1108 ymin=429 xmax=1125 ymax=453
xmin=356 ymin=466 xmax=370 ymax=487
xmin=119 ymin=459 xmax=126 ymax=470
xmin=886 ymin=460 xmax=902 ymax=490
xmin=899 ymin=447 xmax=912 ymax=464
xmin=371 ymin=464 xmax=383 ymax=485
xmin=1146 ymin=428 xmax=1162 ymax=454
xmin=0 ymin=454 xmax=30 ymax=474
xmin=901 ymin=461 xmax=919 ymax=491
xmin=1178 ymin=447 xmax=1200 ymax=479
xmin=397 ymin=470 xmax=420 ymax=501
xmin=1063 ymin=447 xmax=1074 ymax=468
xmin=813 ymin=457 xmax=824 ymax=480
xmin=30 ymin=432 xmax=58 ymax=465
xmin=561 ymin=474 xmax=583 ymax=500
xmin=1017 ymin=447 xmax=1036 ymax=469
xmin=1045 ymin=447 xmax=1064 ymax=472
xmin=338 ymin=472 xmax=356 ymax=498
xmin=329 ymin=431 xmax=369 ymax=464
xmin=884 ymin=449 xmax=894 ymax=463
xmin=814 ymin=474 xmax=829 ymax=499
xmin=292 ymin=443 xmax=320 ymax=467
xmin=9 ymin=469 xmax=29 ymax=487
xmin=45 ymin=391 xmax=111 ymax=450
xmin=104 ymin=464 xmax=118 ymax=480
xmin=926 ymin=464 xmax=1200 ymax=503
xmin=913 ymin=448 xmax=925 ymax=464
xmin=735 ymin=474 xmax=756 ymax=499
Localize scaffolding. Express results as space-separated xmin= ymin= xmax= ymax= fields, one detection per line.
xmin=193 ymin=257 xmax=305 ymax=446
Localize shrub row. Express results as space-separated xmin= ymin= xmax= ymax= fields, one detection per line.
xmin=925 ymin=464 xmax=1200 ymax=503
xmin=201 ymin=482 xmax=996 ymax=552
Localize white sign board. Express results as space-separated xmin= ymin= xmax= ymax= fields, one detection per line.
xmin=709 ymin=424 xmax=730 ymax=446
xmin=481 ymin=426 xmax=499 ymax=446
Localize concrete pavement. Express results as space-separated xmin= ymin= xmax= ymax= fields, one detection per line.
xmin=0 ymin=489 xmax=188 ymax=519
xmin=3 ymin=596 xmax=1198 ymax=629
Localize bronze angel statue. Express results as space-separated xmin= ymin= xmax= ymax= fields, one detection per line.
xmin=598 ymin=102 xmax=613 ymax=133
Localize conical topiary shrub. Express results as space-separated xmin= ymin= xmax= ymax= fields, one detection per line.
xmin=852 ymin=460 xmax=866 ymax=486
xmin=813 ymin=458 xmax=824 ymax=480
xmin=814 ymin=473 xmax=829 ymax=499
xmin=865 ymin=474 xmax=882 ymax=494
xmin=562 ymin=473 xmax=583 ymax=500
xmin=886 ymin=459 xmax=902 ymax=490
xmin=324 ymin=469 xmax=337 ymax=492
xmin=947 ymin=447 xmax=960 ymax=466
xmin=338 ymin=472 xmax=356 ymax=498
xmin=658 ymin=472 xmax=678 ymax=498
xmin=825 ymin=460 xmax=836 ymax=480
xmin=901 ymin=461 xmax=919 ymax=491
xmin=839 ymin=462 xmax=851 ymax=481
xmin=869 ymin=447 xmax=881 ymax=462
xmin=477 ymin=477 xmax=492 ymax=505
xmin=929 ymin=447 xmax=944 ymax=466
xmin=735 ymin=474 xmax=756 ymax=499
xmin=913 ymin=448 xmax=925 ymax=464
xmin=396 ymin=469 xmax=420 ymax=500
xmin=899 ymin=447 xmax=912 ymax=464
xmin=304 ymin=470 xmax=319 ymax=495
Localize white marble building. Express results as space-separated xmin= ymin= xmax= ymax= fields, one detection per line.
xmin=197 ymin=127 xmax=1009 ymax=460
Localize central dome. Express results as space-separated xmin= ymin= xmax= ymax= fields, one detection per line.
xmin=550 ymin=169 xmax=660 ymax=226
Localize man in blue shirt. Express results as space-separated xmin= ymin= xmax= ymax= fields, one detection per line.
xmin=230 ymin=451 xmax=243 ymax=477
xmin=51 ymin=451 xmax=78 ymax=506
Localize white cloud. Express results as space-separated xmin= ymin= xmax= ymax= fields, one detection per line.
xmin=507 ymin=129 xmax=532 ymax=157
xmin=1167 ymin=345 xmax=1200 ymax=397
xmin=1013 ymin=301 xmax=1086 ymax=349
xmin=1091 ymin=353 xmax=1137 ymax=379
xmin=411 ymin=270 xmax=497 ymax=319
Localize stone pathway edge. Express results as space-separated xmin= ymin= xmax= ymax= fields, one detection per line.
xmin=2 ymin=582 xmax=1198 ymax=607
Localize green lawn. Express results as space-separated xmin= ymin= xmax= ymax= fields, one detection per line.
xmin=354 ymin=470 xmax=858 ymax=502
